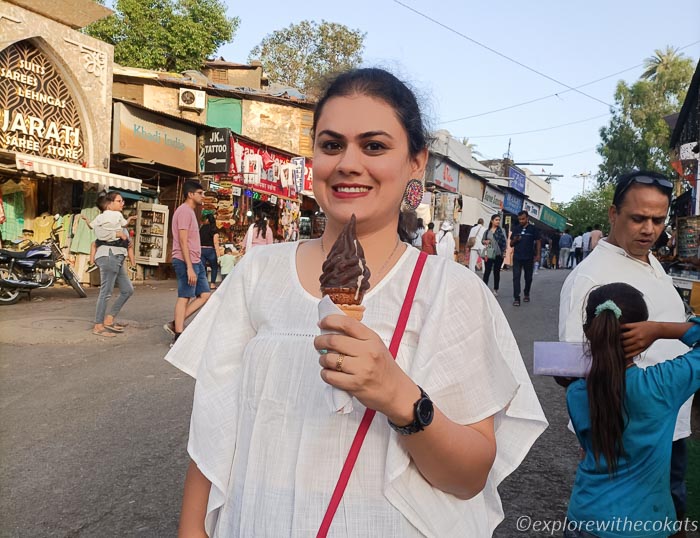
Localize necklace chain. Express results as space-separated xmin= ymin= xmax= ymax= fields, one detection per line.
xmin=320 ymin=236 xmax=402 ymax=281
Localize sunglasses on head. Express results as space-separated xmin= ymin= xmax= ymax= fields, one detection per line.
xmin=613 ymin=175 xmax=673 ymax=205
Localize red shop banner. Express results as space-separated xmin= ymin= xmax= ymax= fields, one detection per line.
xmin=216 ymin=137 xmax=313 ymax=199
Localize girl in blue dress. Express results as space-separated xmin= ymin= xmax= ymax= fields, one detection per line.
xmin=565 ymin=282 xmax=699 ymax=538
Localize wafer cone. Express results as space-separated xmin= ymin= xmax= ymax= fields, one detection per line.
xmin=338 ymin=304 xmax=365 ymax=321
xmin=322 ymin=287 xmax=365 ymax=320
xmin=322 ymin=287 xmax=363 ymax=305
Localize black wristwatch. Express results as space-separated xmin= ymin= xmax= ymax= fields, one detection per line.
xmin=388 ymin=386 xmax=434 ymax=435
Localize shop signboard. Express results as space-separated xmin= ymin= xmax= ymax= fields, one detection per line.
xmin=0 ymin=41 xmax=84 ymax=163
xmin=431 ymin=160 xmax=459 ymax=193
xmin=112 ymin=102 xmax=197 ymax=172
xmin=483 ymin=185 xmax=504 ymax=210
xmin=523 ymin=199 xmax=541 ymax=219
xmin=223 ymin=137 xmax=313 ymax=200
xmin=540 ymin=205 xmax=567 ymax=231
xmin=458 ymin=169 xmax=484 ymax=199
xmin=508 ymin=167 xmax=527 ymax=194
xmin=291 ymin=156 xmax=305 ymax=193
xmin=200 ymin=128 xmax=230 ymax=173
xmin=503 ymin=191 xmax=523 ymax=215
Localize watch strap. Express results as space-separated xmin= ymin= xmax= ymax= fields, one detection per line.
xmin=387 ymin=386 xmax=430 ymax=435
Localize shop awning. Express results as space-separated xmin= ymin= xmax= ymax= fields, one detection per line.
xmin=15 ymin=154 xmax=142 ymax=192
xmin=460 ymin=195 xmax=498 ymax=226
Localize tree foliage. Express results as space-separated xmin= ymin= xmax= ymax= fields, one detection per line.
xmin=559 ymin=184 xmax=615 ymax=235
xmin=84 ymin=0 xmax=239 ymax=72
xmin=596 ymin=48 xmax=694 ymax=185
xmin=248 ymin=20 xmax=365 ymax=95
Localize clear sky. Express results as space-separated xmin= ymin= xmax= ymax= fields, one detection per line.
xmin=215 ymin=1 xmax=700 ymax=203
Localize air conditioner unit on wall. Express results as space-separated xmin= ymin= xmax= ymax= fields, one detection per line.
xmin=179 ymin=88 xmax=206 ymax=111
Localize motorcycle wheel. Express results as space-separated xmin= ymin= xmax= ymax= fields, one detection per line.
xmin=64 ymin=265 xmax=87 ymax=298
xmin=0 ymin=268 xmax=21 ymax=305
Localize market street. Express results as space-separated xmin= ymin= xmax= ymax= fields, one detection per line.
xmin=1 ymin=268 xmax=698 ymax=537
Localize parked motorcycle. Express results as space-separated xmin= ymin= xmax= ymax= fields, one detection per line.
xmin=0 ymin=217 xmax=87 ymax=305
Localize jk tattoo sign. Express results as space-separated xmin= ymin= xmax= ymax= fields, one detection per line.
xmin=200 ymin=128 xmax=231 ymax=173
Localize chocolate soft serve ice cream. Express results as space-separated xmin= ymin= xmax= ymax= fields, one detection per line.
xmin=319 ymin=214 xmax=371 ymax=320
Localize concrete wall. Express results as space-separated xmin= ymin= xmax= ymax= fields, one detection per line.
xmin=202 ymin=66 xmax=263 ymax=89
xmin=525 ymin=174 xmax=552 ymax=207
xmin=0 ymin=0 xmax=113 ymax=169
xmin=142 ymin=84 xmax=207 ymax=124
xmin=241 ymin=100 xmax=314 ymax=158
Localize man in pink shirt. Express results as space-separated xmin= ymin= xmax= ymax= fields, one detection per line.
xmin=164 ymin=180 xmax=211 ymax=346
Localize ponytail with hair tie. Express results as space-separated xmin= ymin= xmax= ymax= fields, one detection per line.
xmin=594 ymin=300 xmax=622 ymax=319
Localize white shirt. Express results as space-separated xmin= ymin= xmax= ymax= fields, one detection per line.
xmin=559 ymin=239 xmax=692 ymax=440
xmin=166 ymin=242 xmax=547 ymax=537
xmin=572 ymin=235 xmax=583 ymax=249
xmin=581 ymin=232 xmax=591 ymax=252
xmin=90 ymin=209 xmax=127 ymax=242
xmin=435 ymin=229 xmax=456 ymax=259
xmin=468 ymin=224 xmax=486 ymax=251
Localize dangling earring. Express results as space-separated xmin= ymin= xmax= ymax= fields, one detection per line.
xmin=402 ymin=179 xmax=424 ymax=210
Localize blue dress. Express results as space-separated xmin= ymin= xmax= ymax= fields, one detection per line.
xmin=566 ymin=320 xmax=700 ymax=538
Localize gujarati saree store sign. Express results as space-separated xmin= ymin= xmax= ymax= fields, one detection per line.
xmin=112 ymin=102 xmax=196 ymax=173
xmin=0 ymin=40 xmax=84 ymax=162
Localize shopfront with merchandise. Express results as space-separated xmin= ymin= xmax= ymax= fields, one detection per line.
xmin=200 ymin=130 xmax=314 ymax=249
xmin=0 ymin=3 xmax=143 ymax=283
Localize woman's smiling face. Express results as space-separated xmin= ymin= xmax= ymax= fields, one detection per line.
xmin=312 ymin=94 xmax=426 ymax=233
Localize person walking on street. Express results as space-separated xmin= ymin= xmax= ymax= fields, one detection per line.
xmin=164 ymin=180 xmax=211 ymax=346
xmin=412 ymin=217 xmax=425 ymax=248
xmin=467 ymin=218 xmax=486 ymax=272
xmin=199 ymin=214 xmax=220 ymax=289
xmin=559 ymin=229 xmax=573 ymax=269
xmin=582 ymin=226 xmax=592 ymax=259
xmin=91 ymin=192 xmax=135 ymax=337
xmin=421 ymin=221 xmax=436 ymax=254
xmin=218 ymin=247 xmax=238 ymax=280
xmin=243 ymin=213 xmax=274 ymax=251
xmin=436 ymin=221 xmax=456 ymax=259
xmin=572 ymin=233 xmax=583 ymax=266
xmin=510 ymin=210 xmax=540 ymax=306
xmin=482 ymin=214 xmax=506 ymax=296
xmin=558 ymin=170 xmax=692 ymax=528
xmin=589 ymin=223 xmax=603 ymax=252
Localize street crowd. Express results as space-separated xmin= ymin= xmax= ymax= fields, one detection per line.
xmin=87 ymin=67 xmax=696 ymax=537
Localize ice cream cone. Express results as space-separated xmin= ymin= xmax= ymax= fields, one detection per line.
xmin=322 ymin=287 xmax=363 ymax=306
xmin=338 ymin=304 xmax=365 ymax=321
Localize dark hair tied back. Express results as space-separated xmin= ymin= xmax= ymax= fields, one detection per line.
xmin=583 ymin=283 xmax=648 ymax=475
xmin=313 ymin=68 xmax=430 ymax=242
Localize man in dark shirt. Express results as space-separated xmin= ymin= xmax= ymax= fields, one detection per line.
xmin=510 ymin=210 xmax=541 ymax=306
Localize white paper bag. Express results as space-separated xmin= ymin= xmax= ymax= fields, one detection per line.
xmin=533 ymin=341 xmax=590 ymax=377
xmin=318 ymin=295 xmax=354 ymax=414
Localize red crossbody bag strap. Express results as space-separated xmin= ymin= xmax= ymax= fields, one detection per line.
xmin=316 ymin=251 xmax=428 ymax=538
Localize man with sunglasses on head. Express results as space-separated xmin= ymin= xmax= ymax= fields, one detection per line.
xmin=559 ymin=170 xmax=692 ymax=529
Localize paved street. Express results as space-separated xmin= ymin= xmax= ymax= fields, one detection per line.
xmin=0 ymin=267 xmax=698 ymax=537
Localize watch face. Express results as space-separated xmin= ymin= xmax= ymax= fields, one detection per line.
xmin=417 ymin=398 xmax=434 ymax=427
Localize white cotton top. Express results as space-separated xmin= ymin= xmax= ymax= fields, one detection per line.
xmin=559 ymin=238 xmax=692 ymax=440
xmin=435 ymin=230 xmax=455 ymax=259
xmin=90 ymin=209 xmax=127 ymax=241
xmin=166 ymin=242 xmax=548 ymax=537
xmin=468 ymin=224 xmax=486 ymax=251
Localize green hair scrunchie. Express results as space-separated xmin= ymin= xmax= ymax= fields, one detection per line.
xmin=594 ymin=299 xmax=622 ymax=319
